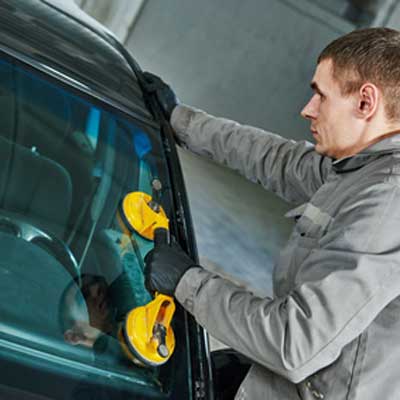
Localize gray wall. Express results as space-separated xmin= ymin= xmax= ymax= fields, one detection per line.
xmin=125 ymin=0 xmax=354 ymax=295
xmin=74 ymin=0 xmax=144 ymax=42
xmin=383 ymin=2 xmax=400 ymax=27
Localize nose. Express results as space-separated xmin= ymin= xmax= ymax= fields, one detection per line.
xmin=301 ymin=94 xmax=319 ymax=120
xmin=89 ymin=283 xmax=103 ymax=299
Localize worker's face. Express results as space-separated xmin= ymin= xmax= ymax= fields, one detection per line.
xmin=301 ymin=59 xmax=361 ymax=159
xmin=80 ymin=275 xmax=113 ymax=333
xmin=63 ymin=276 xmax=114 ymax=347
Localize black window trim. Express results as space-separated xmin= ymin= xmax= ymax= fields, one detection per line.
xmin=0 ymin=43 xmax=158 ymax=130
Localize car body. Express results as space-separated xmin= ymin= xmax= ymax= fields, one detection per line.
xmin=0 ymin=0 xmax=213 ymax=398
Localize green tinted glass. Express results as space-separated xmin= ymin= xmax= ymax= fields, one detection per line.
xmin=0 ymin=56 xmax=182 ymax=398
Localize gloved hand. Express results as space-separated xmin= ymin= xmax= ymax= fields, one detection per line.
xmin=143 ymin=71 xmax=179 ymax=121
xmin=144 ymin=240 xmax=197 ymax=296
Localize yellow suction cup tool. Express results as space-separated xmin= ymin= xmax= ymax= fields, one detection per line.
xmin=117 ymin=180 xmax=176 ymax=367
xmin=120 ymin=179 xmax=169 ymax=240
xmin=120 ymin=293 xmax=176 ymax=367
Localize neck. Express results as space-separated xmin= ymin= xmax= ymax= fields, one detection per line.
xmin=362 ymin=127 xmax=400 ymax=148
xmin=340 ymin=121 xmax=400 ymax=159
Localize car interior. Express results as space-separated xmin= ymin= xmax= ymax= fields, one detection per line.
xmin=0 ymin=54 xmax=178 ymax=395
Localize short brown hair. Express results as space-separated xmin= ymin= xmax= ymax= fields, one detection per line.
xmin=318 ymin=28 xmax=400 ymax=121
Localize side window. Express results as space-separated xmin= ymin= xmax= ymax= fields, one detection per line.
xmin=0 ymin=56 xmax=182 ymax=397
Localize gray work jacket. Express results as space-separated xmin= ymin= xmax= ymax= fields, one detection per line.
xmin=172 ymin=105 xmax=400 ymax=399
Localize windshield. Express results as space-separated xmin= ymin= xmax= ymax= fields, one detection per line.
xmin=0 ymin=54 xmax=187 ymax=398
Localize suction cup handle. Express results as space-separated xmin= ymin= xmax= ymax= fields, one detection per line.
xmin=148 ymin=179 xmax=162 ymax=213
xmin=153 ymin=324 xmax=169 ymax=358
xmin=151 ymin=178 xmax=162 ymax=205
xmin=154 ymin=227 xmax=170 ymax=247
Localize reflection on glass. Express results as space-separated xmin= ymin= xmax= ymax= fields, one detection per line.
xmin=0 ymin=56 xmax=173 ymax=396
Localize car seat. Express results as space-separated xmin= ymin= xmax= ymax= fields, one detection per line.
xmin=0 ymin=136 xmax=72 ymax=237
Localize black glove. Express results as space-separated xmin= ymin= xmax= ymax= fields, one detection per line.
xmin=143 ymin=72 xmax=179 ymax=121
xmin=144 ymin=239 xmax=196 ymax=296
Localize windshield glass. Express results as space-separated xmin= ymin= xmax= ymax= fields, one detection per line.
xmin=0 ymin=54 xmax=185 ymax=398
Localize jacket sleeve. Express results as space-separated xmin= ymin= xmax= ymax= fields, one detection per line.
xmin=171 ymin=105 xmax=332 ymax=204
xmin=175 ymin=182 xmax=400 ymax=383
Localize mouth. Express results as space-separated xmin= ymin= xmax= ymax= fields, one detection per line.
xmin=99 ymin=299 xmax=108 ymax=312
xmin=311 ymin=130 xmax=320 ymax=141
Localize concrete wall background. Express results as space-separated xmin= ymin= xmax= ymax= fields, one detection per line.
xmin=126 ymin=1 xmax=353 ymax=139
xmin=74 ymin=0 xmax=145 ymax=42
xmin=383 ymin=2 xmax=400 ymax=27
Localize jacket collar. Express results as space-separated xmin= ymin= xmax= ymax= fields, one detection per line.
xmin=332 ymin=131 xmax=400 ymax=173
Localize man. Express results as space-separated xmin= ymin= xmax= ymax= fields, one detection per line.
xmin=144 ymin=27 xmax=400 ymax=399
xmin=61 ymin=274 xmax=118 ymax=350
xmin=60 ymin=229 xmax=151 ymax=359
xmin=60 ymin=274 xmax=160 ymax=399
xmin=61 ymin=271 xmax=156 ymax=365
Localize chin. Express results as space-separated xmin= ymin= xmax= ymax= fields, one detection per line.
xmin=314 ymin=143 xmax=325 ymax=155
xmin=315 ymin=146 xmax=334 ymax=158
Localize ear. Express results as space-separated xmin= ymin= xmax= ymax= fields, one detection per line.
xmin=357 ymin=83 xmax=379 ymax=120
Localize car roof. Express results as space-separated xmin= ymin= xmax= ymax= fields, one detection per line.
xmin=0 ymin=0 xmax=154 ymax=125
